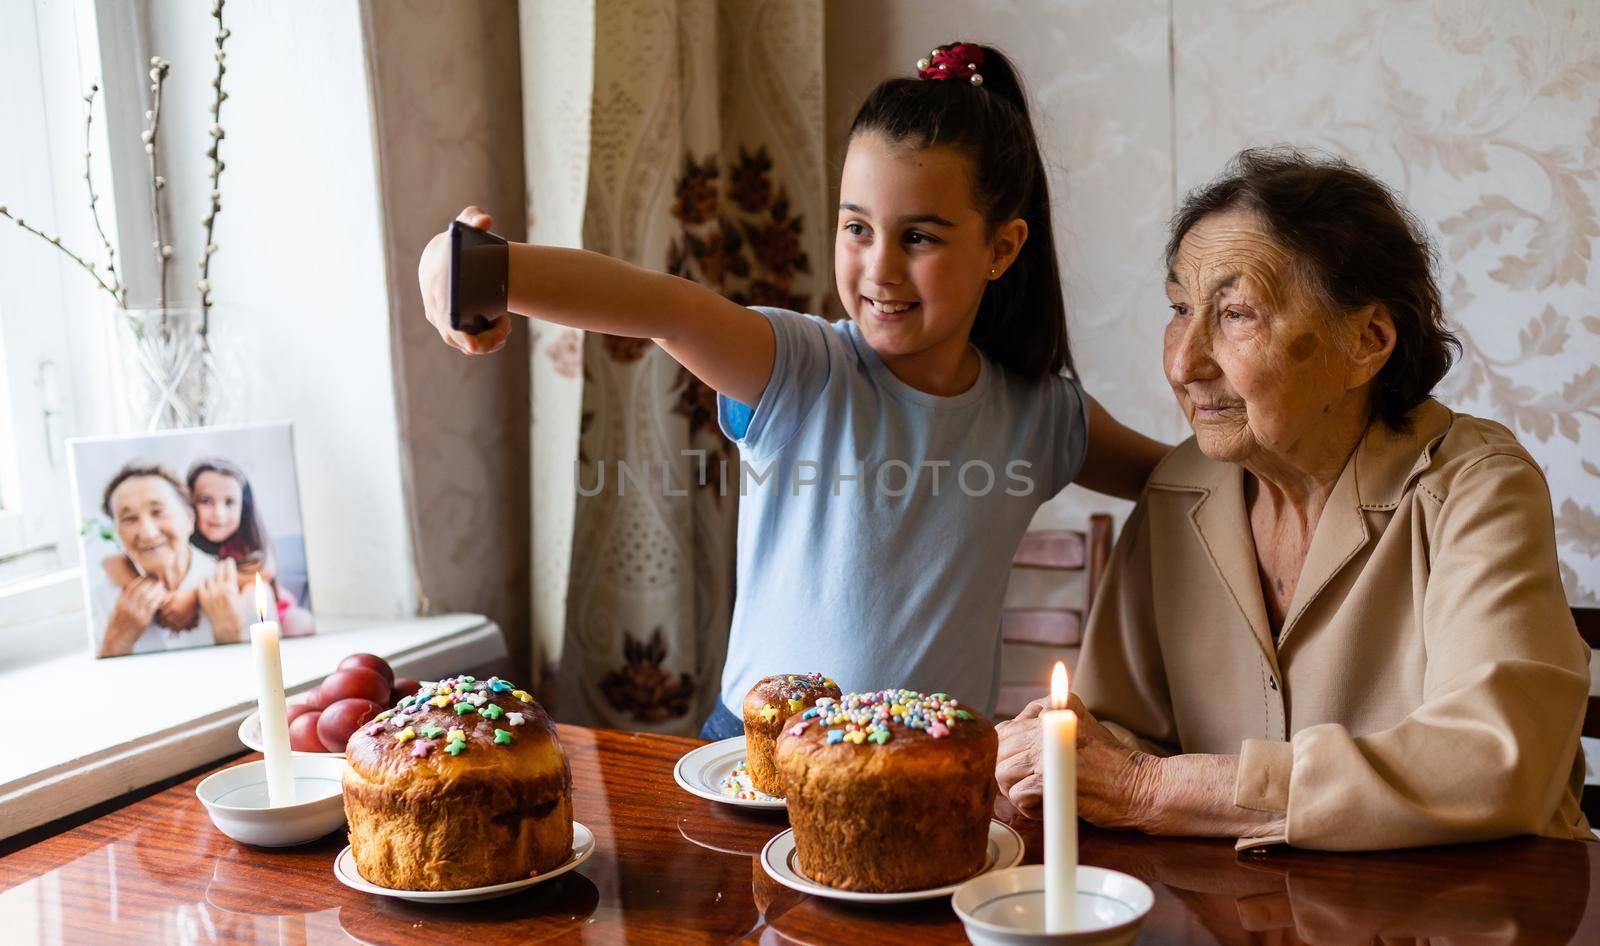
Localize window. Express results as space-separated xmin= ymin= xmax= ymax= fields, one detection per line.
xmin=0 ymin=308 xmax=72 ymax=578
xmin=0 ymin=0 xmax=119 ymax=621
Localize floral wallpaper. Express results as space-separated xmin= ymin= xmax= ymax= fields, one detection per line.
xmin=826 ymin=0 xmax=1600 ymax=605
xmin=1172 ymin=0 xmax=1600 ymax=604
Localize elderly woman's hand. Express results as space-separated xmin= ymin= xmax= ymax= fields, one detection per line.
xmin=994 ymin=693 xmax=1159 ymax=831
xmin=155 ymin=587 xmax=201 ymax=631
xmin=199 ymin=558 xmax=244 ymax=644
xmin=101 ymin=577 xmax=165 ymax=657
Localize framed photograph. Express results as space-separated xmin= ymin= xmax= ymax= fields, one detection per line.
xmin=67 ymin=421 xmax=315 ymax=658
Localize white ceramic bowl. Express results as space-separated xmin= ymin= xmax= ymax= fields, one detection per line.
xmin=196 ymin=755 xmax=348 ymax=847
xmin=952 ymin=864 xmax=1154 ymax=946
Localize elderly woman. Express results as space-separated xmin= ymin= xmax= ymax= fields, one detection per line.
xmin=95 ymin=462 xmax=249 ymax=657
xmin=996 ymin=149 xmax=1591 ymax=851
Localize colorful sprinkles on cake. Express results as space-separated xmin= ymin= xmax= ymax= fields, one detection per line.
xmin=755 ymin=672 xmax=838 ymax=726
xmin=799 ymin=688 xmax=971 ymax=745
xmin=772 ymin=672 xmax=834 ymax=703
xmin=361 ymin=674 xmax=540 ymax=757
xmin=719 ymin=760 xmax=776 ymax=801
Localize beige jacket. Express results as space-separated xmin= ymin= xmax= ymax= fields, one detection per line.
xmin=1075 ymin=399 xmax=1592 ymax=851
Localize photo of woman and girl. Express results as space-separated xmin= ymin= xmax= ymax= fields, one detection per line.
xmin=71 ymin=424 xmax=315 ymax=658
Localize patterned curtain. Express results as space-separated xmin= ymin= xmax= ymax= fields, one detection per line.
xmin=521 ymin=0 xmax=827 ymax=731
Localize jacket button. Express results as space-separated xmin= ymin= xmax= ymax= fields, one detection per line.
xmin=1269 ymin=678 xmax=1278 ymax=691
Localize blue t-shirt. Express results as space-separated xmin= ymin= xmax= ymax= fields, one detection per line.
xmin=716 ymin=308 xmax=1090 ymax=716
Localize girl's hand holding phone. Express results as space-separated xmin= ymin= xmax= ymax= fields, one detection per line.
xmin=419 ymin=206 xmax=513 ymax=356
xmin=416 ymin=203 xmax=773 ymax=404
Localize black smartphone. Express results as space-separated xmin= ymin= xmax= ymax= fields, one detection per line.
xmin=449 ymin=220 xmax=509 ymax=335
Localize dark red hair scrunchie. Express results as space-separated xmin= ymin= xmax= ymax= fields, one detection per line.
xmin=917 ymin=42 xmax=985 ymax=85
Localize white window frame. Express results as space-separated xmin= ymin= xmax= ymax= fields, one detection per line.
xmin=0 ymin=0 xmax=145 ymax=637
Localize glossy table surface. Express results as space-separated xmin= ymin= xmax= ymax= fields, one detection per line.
xmin=2 ymin=724 xmax=1597 ymax=944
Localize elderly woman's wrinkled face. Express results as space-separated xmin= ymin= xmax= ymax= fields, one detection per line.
xmin=1164 ymin=210 xmax=1359 ymax=467
xmin=111 ymin=475 xmax=194 ymax=578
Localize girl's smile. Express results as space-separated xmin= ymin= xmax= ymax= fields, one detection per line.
xmin=835 ymin=132 xmax=1025 ymax=396
xmin=863 ymin=297 xmax=919 ymax=320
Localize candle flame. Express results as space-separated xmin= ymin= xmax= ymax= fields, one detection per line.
xmin=1050 ymin=660 xmax=1069 ymax=710
xmin=254 ymin=573 xmax=270 ymax=623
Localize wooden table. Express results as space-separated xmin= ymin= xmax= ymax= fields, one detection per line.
xmin=2 ymin=724 xmax=1597 ymax=944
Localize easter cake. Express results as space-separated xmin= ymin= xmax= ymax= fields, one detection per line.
xmin=342 ymin=674 xmax=572 ymax=890
xmin=775 ymin=688 xmax=997 ymax=892
xmin=741 ymin=672 xmax=841 ymax=796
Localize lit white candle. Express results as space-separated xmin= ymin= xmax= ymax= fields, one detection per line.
xmin=1043 ymin=660 xmax=1077 ymax=931
xmin=251 ymin=574 xmax=296 ymax=806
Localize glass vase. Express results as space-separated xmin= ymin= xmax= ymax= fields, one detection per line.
xmin=112 ymin=307 xmax=229 ymax=431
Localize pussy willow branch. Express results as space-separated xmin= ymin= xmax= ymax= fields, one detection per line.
xmin=143 ymin=56 xmax=172 ymax=321
xmin=199 ymin=0 xmax=229 ymax=335
xmin=2 ymin=3 xmax=230 ymax=326
xmin=83 ymin=84 xmax=126 ymax=308
xmin=0 ymin=83 xmax=127 ymax=309
xmin=0 ymin=206 xmax=124 ymax=303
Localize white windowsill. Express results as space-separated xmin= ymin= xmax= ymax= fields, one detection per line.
xmin=0 ymin=568 xmax=83 ymax=634
xmin=0 ymin=612 xmax=506 ymax=840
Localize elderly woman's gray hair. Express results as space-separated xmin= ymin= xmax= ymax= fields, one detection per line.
xmin=1165 ymin=147 xmax=1461 ymax=431
xmin=102 ymin=460 xmax=188 ymax=518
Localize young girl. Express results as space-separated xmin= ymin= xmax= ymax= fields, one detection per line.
xmin=418 ymin=42 xmax=1168 ymax=737
xmin=187 ymin=458 xmax=315 ymax=637
xmin=185 ymin=458 xmax=273 ymax=575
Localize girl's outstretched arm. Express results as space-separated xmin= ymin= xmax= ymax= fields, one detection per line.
xmin=1075 ymin=398 xmax=1171 ymax=501
xmin=419 ymin=207 xmax=776 ymax=406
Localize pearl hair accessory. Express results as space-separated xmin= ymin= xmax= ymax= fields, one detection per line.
xmin=916 ymin=42 xmax=986 ymax=87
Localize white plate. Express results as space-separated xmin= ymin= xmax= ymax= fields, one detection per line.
xmin=239 ymin=709 xmax=344 ymax=758
xmin=673 ymin=736 xmax=786 ymax=810
xmin=333 ymin=821 xmax=595 ymax=903
xmin=760 ymin=820 xmax=1024 ymax=903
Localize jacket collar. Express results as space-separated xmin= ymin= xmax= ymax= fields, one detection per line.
xmin=1149 ymin=399 xmax=1456 ymax=670
xmin=1353 ymin=399 xmax=1454 ymax=510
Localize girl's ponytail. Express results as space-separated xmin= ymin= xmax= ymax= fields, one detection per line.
xmin=851 ymin=43 xmax=1071 ymax=379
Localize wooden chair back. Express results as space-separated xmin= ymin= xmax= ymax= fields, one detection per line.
xmin=994 ymin=514 xmax=1114 ymax=716
xmin=1575 ymin=607 xmax=1600 ymax=827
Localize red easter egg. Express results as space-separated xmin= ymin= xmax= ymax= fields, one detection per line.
xmin=391 ymin=677 xmax=421 ymax=699
xmin=317 ymin=698 xmax=383 ymax=752
xmin=288 ymin=711 xmax=327 ymax=752
xmin=319 ymin=667 xmax=390 ymax=707
xmin=336 ymin=653 xmax=395 ymax=687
